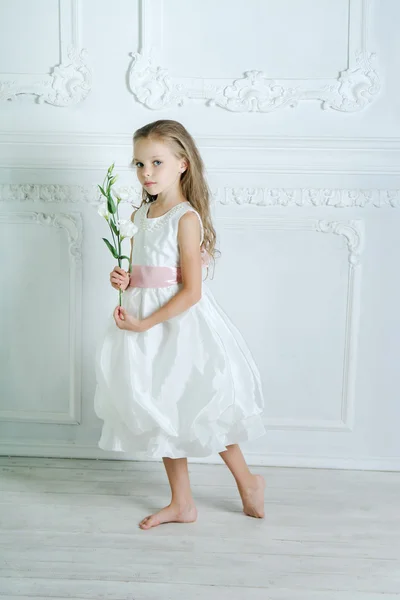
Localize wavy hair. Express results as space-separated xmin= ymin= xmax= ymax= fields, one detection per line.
xmin=132 ymin=120 xmax=219 ymax=270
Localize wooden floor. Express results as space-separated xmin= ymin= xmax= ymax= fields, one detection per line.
xmin=0 ymin=457 xmax=399 ymax=599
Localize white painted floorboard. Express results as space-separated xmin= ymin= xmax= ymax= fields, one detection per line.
xmin=0 ymin=457 xmax=399 ymax=599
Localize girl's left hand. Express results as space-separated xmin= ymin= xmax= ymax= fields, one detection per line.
xmin=113 ymin=306 xmax=149 ymax=332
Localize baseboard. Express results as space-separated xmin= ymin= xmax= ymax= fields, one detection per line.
xmin=0 ymin=440 xmax=399 ymax=472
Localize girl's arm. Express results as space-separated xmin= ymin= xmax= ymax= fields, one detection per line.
xmin=142 ymin=212 xmax=202 ymax=328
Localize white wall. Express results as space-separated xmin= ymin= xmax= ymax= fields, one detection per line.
xmin=0 ymin=0 xmax=399 ymax=470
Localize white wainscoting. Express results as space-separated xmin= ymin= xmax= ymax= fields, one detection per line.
xmin=0 ymin=212 xmax=83 ymax=424
xmin=0 ymin=0 xmax=399 ymax=470
xmin=0 ymin=0 xmax=91 ymax=106
xmin=129 ymin=0 xmax=381 ymax=113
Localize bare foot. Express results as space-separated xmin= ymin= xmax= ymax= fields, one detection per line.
xmin=239 ymin=474 xmax=266 ymax=518
xmin=138 ymin=502 xmax=198 ymax=530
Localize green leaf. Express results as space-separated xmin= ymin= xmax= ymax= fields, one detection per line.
xmin=98 ymin=185 xmax=107 ymax=197
xmin=102 ymin=238 xmax=118 ymax=259
xmin=110 ymin=219 xmax=119 ymax=236
xmin=107 ymin=192 xmax=117 ymax=214
xmin=119 ymin=255 xmax=130 ymax=261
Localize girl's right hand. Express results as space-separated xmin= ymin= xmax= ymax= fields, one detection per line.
xmin=110 ymin=267 xmax=130 ymax=291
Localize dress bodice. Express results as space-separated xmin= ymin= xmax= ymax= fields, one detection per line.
xmin=131 ymin=201 xmax=204 ymax=268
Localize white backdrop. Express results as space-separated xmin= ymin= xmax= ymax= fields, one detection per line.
xmin=0 ymin=0 xmax=399 ymax=470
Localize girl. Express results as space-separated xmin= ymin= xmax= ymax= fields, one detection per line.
xmin=94 ymin=120 xmax=267 ymax=530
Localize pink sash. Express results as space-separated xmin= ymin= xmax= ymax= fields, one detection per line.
xmin=129 ymin=251 xmax=211 ymax=289
xmin=129 ymin=265 xmax=182 ymax=288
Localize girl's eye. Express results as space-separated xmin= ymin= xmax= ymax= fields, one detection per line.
xmin=134 ymin=161 xmax=161 ymax=167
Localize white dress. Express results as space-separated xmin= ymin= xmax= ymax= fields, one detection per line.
xmin=94 ymin=201 xmax=266 ymax=458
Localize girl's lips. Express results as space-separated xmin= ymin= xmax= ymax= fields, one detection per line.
xmin=144 ymin=182 xmax=156 ymax=186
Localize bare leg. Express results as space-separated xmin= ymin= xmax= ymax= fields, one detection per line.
xmin=139 ymin=457 xmax=198 ymax=530
xmin=219 ymin=444 xmax=265 ymax=518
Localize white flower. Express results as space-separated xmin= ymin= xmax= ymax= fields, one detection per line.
xmin=97 ymin=202 xmax=109 ymax=219
xmin=116 ymin=219 xmax=138 ymax=238
xmin=115 ymin=187 xmax=131 ymax=201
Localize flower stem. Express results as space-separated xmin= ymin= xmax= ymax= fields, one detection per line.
xmin=108 ymin=218 xmax=117 ymax=254
xmin=110 ymin=176 xmax=123 ymax=306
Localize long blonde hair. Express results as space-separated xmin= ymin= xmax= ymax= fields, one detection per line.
xmin=132 ymin=120 xmax=219 ymax=264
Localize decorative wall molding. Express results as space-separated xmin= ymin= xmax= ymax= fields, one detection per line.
xmin=0 ymin=0 xmax=91 ymax=106
xmin=129 ymin=0 xmax=380 ymax=113
xmin=3 ymin=132 xmax=400 ymax=149
xmin=220 ymin=217 xmax=363 ymax=431
xmin=1 ymin=133 xmax=400 ymax=174
xmin=0 ymin=184 xmax=111 ymax=206
xmin=0 ymin=212 xmax=83 ymax=424
xmin=223 ymin=188 xmax=400 ymax=208
xmin=1 ymin=184 xmax=399 ymax=209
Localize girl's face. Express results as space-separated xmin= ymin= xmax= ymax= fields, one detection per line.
xmin=133 ymin=137 xmax=187 ymax=195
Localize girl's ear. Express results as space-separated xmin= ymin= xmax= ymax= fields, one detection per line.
xmin=180 ymin=159 xmax=188 ymax=173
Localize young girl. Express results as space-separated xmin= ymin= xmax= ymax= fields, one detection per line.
xmin=94 ymin=120 xmax=267 ymax=530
